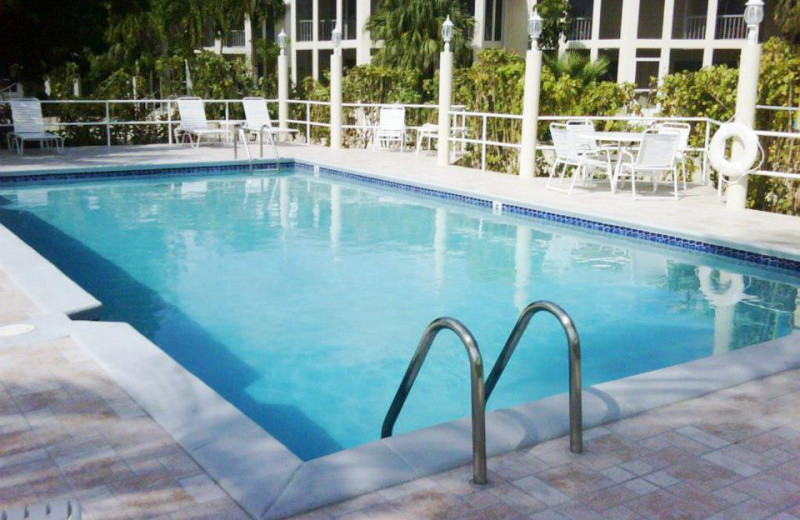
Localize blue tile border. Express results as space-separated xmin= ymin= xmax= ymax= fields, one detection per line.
xmin=3 ymin=158 xmax=799 ymax=274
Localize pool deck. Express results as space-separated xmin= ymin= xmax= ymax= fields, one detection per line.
xmin=1 ymin=143 xmax=800 ymax=519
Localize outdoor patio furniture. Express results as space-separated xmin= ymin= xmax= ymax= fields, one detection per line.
xmin=374 ymin=105 xmax=406 ymax=151
xmin=546 ymin=123 xmax=614 ymax=195
xmin=1 ymin=499 xmax=81 ymax=520
xmin=8 ymin=98 xmax=65 ymax=155
xmin=175 ymin=97 xmax=233 ymax=148
xmin=655 ymin=121 xmax=691 ymax=188
xmin=612 ymin=129 xmax=684 ymax=200
xmin=242 ymin=96 xmax=299 ymax=156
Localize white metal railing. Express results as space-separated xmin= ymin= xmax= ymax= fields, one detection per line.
xmin=1 ymin=98 xmax=797 ymax=182
xmin=684 ymin=16 xmax=707 ymax=39
xmin=715 ymin=14 xmax=747 ymax=39
xmin=224 ymin=30 xmax=246 ymax=47
xmin=683 ymin=14 xmax=747 ymax=40
xmin=569 ymin=17 xmax=592 ymax=41
xmin=298 ymin=20 xmax=313 ymax=41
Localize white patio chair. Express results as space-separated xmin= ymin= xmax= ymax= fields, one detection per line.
xmin=242 ymin=96 xmax=299 ymax=157
xmin=655 ymin=121 xmax=691 ymax=188
xmin=2 ymin=498 xmax=81 ymax=520
xmin=612 ymin=129 xmax=683 ymax=200
xmin=8 ymin=98 xmax=64 ymax=155
xmin=175 ymin=97 xmax=232 ymax=148
xmin=373 ymin=105 xmax=406 ymax=151
xmin=546 ymin=123 xmax=613 ymax=195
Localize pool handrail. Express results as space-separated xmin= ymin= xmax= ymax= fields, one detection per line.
xmin=485 ymin=300 xmax=583 ymax=454
xmin=381 ymin=317 xmax=487 ymax=485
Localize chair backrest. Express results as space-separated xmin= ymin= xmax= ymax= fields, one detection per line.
xmin=565 ymin=120 xmax=598 ymax=153
xmin=656 ymin=122 xmax=691 ymax=152
xmin=243 ymin=96 xmax=274 ymax=129
xmin=636 ymin=129 xmax=680 ymax=168
xmin=550 ymin=123 xmax=583 ymax=162
xmin=176 ymin=97 xmax=209 ymax=131
xmin=379 ymin=105 xmax=405 ymax=131
xmin=10 ymin=98 xmax=45 ymax=133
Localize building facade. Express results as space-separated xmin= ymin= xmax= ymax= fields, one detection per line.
xmin=210 ymin=0 xmax=777 ymax=87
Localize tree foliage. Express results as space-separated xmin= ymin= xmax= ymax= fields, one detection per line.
xmin=535 ymin=0 xmax=571 ymax=51
xmin=773 ymin=0 xmax=800 ymax=43
xmin=366 ymin=0 xmax=474 ymax=78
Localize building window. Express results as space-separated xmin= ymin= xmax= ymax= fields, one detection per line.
xmin=599 ymin=0 xmax=622 ymax=39
xmin=669 ymin=49 xmax=704 ymax=73
xmin=484 ymin=0 xmax=503 ymax=41
xmin=635 ymin=49 xmax=660 ymax=90
xmin=637 ymin=0 xmax=664 ymax=39
xmin=296 ymin=50 xmax=313 ymax=82
xmin=598 ymin=49 xmax=619 ymax=81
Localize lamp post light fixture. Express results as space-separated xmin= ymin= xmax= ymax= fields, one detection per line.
xmin=278 ymin=29 xmax=288 ymax=56
xmin=442 ymin=15 xmax=454 ymax=52
xmin=744 ymin=0 xmax=764 ymax=43
xmin=527 ymin=9 xmax=543 ymax=49
xmin=332 ymin=26 xmax=342 ymax=54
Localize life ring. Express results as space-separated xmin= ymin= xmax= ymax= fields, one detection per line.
xmin=708 ymin=122 xmax=759 ymax=180
xmin=698 ymin=266 xmax=745 ymax=307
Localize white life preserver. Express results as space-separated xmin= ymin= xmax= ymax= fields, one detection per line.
xmin=698 ymin=266 xmax=745 ymax=307
xmin=708 ymin=122 xmax=760 ymax=180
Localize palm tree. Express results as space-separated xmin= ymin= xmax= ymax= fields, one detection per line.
xmin=773 ymin=0 xmax=800 ymax=43
xmin=366 ymin=0 xmax=474 ymax=78
xmin=545 ymin=52 xmax=609 ymax=86
xmin=220 ymin=0 xmax=286 ymax=79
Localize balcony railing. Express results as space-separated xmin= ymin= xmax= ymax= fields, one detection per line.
xmin=297 ymin=19 xmax=353 ymax=42
xmin=683 ymin=14 xmax=747 ymax=40
xmin=715 ymin=14 xmax=747 ymax=39
xmin=224 ymin=30 xmax=246 ymax=47
xmin=684 ymin=16 xmax=707 ymax=39
xmin=568 ymin=17 xmax=592 ymax=41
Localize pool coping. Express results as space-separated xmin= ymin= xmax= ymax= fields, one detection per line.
xmin=1 ymin=159 xmax=799 ymax=519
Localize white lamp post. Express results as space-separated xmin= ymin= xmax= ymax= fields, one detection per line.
xmin=330 ymin=25 xmax=343 ymax=149
xmin=727 ymin=0 xmax=764 ymax=210
xmin=277 ymin=29 xmax=289 ymax=132
xmin=518 ymin=8 xmax=543 ymax=179
xmin=437 ymin=16 xmax=455 ymax=166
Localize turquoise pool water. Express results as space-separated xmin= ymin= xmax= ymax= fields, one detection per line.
xmin=1 ymin=169 xmax=798 ymax=460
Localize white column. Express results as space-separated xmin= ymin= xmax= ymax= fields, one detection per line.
xmin=289 ymin=3 xmax=298 ymax=84
xmin=590 ymin=0 xmax=602 ymax=61
xmin=473 ymin=0 xmax=487 ymax=50
xmin=437 ymin=49 xmax=454 ymax=166
xmin=727 ymin=41 xmax=761 ymax=210
xmin=703 ymin=0 xmax=718 ymax=66
xmin=356 ymin=0 xmax=371 ymax=64
xmin=712 ymin=305 xmax=734 ymax=355
xmin=278 ymin=52 xmax=289 ymax=132
xmin=514 ymin=225 xmax=531 ymax=312
xmin=244 ymin=15 xmax=254 ymax=73
xmin=519 ymin=47 xmax=542 ymax=178
xmin=434 ymin=208 xmax=447 ymax=287
xmin=330 ymin=50 xmax=343 ymax=149
xmin=617 ymin=0 xmax=640 ymax=83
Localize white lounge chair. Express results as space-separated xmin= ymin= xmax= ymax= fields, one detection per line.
xmin=546 ymin=123 xmax=613 ymax=194
xmin=8 ymin=98 xmax=64 ymax=155
xmin=175 ymin=97 xmax=232 ymax=148
xmin=242 ymin=97 xmax=298 ymax=157
xmin=374 ymin=105 xmax=406 ymax=151
xmin=2 ymin=499 xmax=81 ymax=520
xmin=612 ymin=129 xmax=683 ymax=200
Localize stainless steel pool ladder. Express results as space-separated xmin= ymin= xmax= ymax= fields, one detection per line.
xmin=485 ymin=301 xmax=583 ymax=454
xmin=380 ymin=301 xmax=583 ymax=486
xmin=234 ymin=126 xmax=281 ymax=171
xmin=381 ymin=317 xmax=488 ymax=485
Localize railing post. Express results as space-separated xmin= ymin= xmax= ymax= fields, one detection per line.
xmin=168 ymin=101 xmax=173 ymax=145
xmin=481 ymin=115 xmax=487 ymax=172
xmin=703 ymin=119 xmax=711 ymax=184
xmin=306 ymin=102 xmax=311 ymax=144
xmin=105 ymin=101 xmax=111 ymax=147
xmin=225 ymin=101 xmax=230 ymax=122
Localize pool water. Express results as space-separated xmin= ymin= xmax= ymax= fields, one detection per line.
xmin=1 ymin=169 xmax=797 ymax=460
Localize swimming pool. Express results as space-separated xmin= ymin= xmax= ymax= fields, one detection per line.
xmin=1 ymin=166 xmax=798 ymax=461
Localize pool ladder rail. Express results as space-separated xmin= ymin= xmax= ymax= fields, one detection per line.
xmin=233 ymin=126 xmax=281 ymax=173
xmin=381 ymin=300 xmax=583 ymax=485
